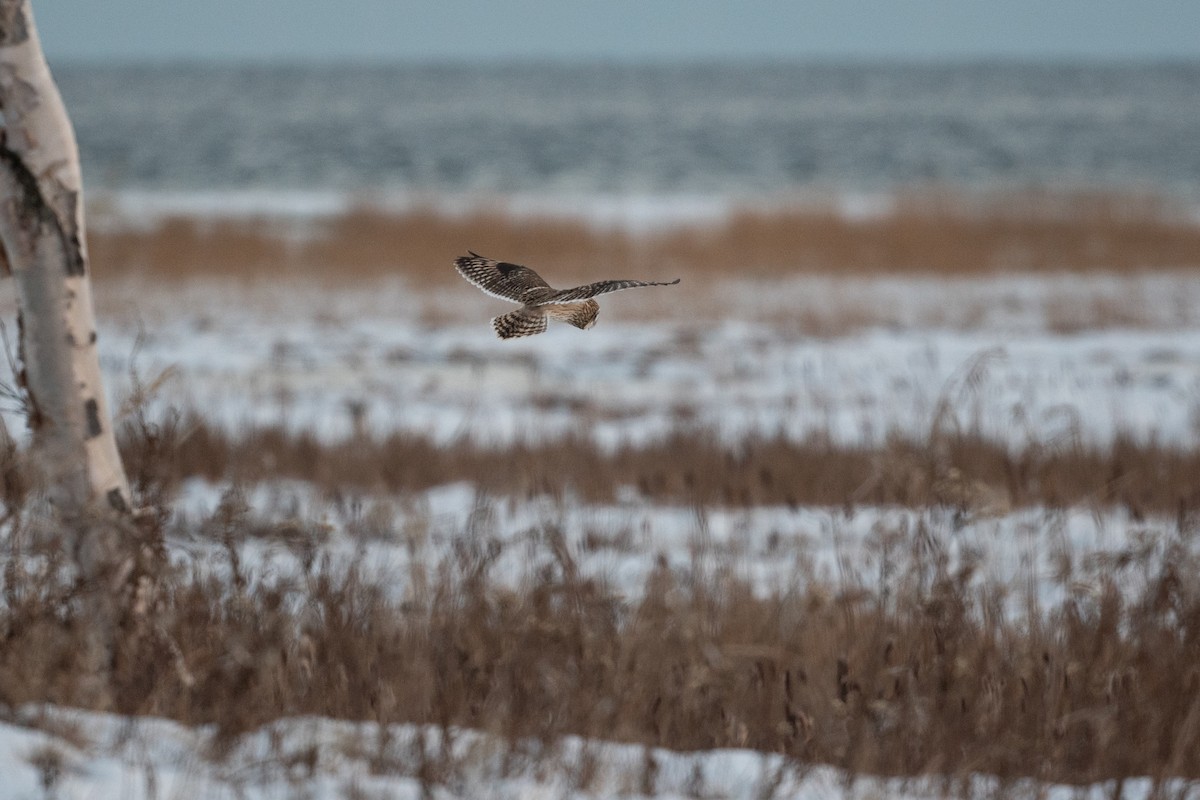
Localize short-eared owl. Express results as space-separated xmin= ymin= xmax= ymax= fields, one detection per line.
xmin=454 ymin=252 xmax=680 ymax=339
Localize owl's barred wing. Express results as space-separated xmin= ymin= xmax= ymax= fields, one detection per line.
xmin=492 ymin=308 xmax=548 ymax=339
xmin=454 ymin=252 xmax=556 ymax=305
xmin=541 ymin=278 xmax=681 ymax=304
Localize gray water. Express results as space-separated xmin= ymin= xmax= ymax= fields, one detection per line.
xmin=56 ymin=61 xmax=1200 ymax=200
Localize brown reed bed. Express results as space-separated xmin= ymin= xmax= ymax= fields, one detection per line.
xmin=3 ymin=380 xmax=1199 ymax=789
xmin=2 ymin=483 xmax=1199 ymax=787
xmin=87 ymin=189 xmax=1200 ymax=285
xmin=120 ymin=414 xmax=1200 ymax=518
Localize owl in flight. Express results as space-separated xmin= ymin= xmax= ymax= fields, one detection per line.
xmin=454 ymin=251 xmax=680 ymax=339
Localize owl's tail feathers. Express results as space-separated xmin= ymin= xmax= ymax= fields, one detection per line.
xmin=493 ymin=308 xmax=548 ymax=339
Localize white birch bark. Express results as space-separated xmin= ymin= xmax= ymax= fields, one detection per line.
xmin=0 ymin=0 xmax=131 ymax=514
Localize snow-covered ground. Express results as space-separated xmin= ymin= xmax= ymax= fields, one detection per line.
xmin=35 ymin=270 xmax=1200 ymax=449
xmin=171 ymin=479 xmax=1191 ymax=615
xmin=0 ymin=705 xmax=1188 ymax=800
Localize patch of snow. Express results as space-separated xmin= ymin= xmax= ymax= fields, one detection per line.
xmin=88 ymin=299 xmax=1200 ymax=449
xmin=0 ymin=705 xmax=1183 ymax=800
xmin=168 ymin=479 xmax=1192 ymax=615
xmin=6 ymin=270 xmax=1200 ymax=450
xmin=90 ymin=188 xmax=903 ymax=235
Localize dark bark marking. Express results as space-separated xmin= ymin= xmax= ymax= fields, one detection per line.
xmin=64 ymin=329 xmax=95 ymax=348
xmin=59 ymin=190 xmax=86 ymax=276
xmin=83 ymin=397 xmax=102 ymax=438
xmin=0 ymin=137 xmax=45 ymax=223
xmin=14 ymin=310 xmax=42 ymax=431
xmin=106 ymin=488 xmax=129 ymax=513
xmin=0 ymin=140 xmax=86 ymax=276
xmin=0 ymin=0 xmax=30 ymax=47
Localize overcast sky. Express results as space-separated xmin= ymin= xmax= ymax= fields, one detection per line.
xmin=33 ymin=1 xmax=1200 ymax=63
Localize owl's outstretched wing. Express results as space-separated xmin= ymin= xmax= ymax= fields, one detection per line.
xmin=454 ymin=252 xmax=556 ymax=305
xmin=541 ymin=278 xmax=681 ymax=305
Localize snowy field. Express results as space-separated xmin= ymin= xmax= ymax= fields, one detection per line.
xmin=56 ymin=269 xmax=1200 ymax=449
xmin=4 ymin=252 xmax=1200 ymax=797
xmin=171 ymin=479 xmax=1191 ymax=616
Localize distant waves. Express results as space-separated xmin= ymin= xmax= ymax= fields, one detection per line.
xmin=60 ymin=62 xmax=1200 ymax=200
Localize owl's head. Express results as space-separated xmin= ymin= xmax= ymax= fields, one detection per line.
xmin=553 ymin=299 xmax=599 ymax=331
xmin=579 ymin=303 xmax=599 ymax=329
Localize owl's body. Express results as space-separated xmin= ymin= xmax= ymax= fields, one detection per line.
xmin=453 ymin=252 xmax=679 ymax=339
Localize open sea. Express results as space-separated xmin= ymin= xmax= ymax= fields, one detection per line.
xmin=56 ymin=61 xmax=1200 ymax=217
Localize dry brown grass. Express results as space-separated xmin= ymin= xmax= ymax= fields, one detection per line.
xmin=121 ymin=414 xmax=1200 ymax=518
xmin=87 ymin=190 xmax=1200 ymax=285
xmin=2 ymin=486 xmax=1199 ymax=787
xmin=1 ymin=402 xmax=1198 ymax=788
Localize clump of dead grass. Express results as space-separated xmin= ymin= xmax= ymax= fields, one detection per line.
xmin=119 ymin=414 xmax=1200 ymax=518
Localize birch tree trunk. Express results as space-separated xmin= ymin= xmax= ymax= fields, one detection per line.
xmin=0 ymin=0 xmax=131 ymax=515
